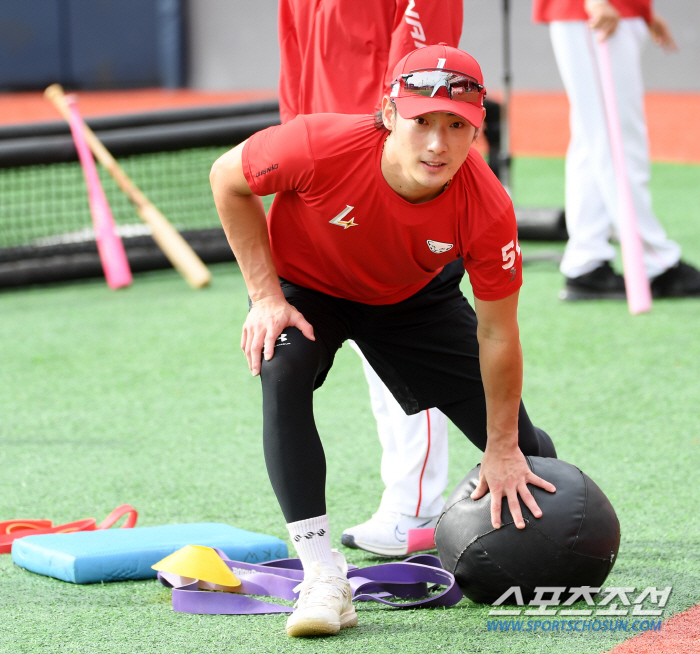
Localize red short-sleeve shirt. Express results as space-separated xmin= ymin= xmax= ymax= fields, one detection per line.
xmin=242 ymin=114 xmax=521 ymax=305
xmin=533 ymin=0 xmax=652 ymax=24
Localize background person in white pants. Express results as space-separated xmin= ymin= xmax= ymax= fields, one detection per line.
xmin=533 ymin=0 xmax=700 ymax=300
xmin=342 ymin=342 xmax=448 ymax=556
xmin=278 ymin=0 xmax=464 ymax=556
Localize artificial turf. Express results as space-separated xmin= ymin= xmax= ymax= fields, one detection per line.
xmin=0 ymin=157 xmax=698 ymax=653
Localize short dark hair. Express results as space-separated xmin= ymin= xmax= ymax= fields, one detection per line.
xmin=374 ymin=110 xmax=386 ymax=130
xmin=374 ymin=100 xmax=397 ymax=131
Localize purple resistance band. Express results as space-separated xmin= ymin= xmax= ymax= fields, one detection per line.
xmin=157 ymin=549 xmax=463 ymax=615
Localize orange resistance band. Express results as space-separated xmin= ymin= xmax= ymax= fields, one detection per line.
xmin=0 ymin=504 xmax=138 ymax=554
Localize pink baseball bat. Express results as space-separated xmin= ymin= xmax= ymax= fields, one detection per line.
xmin=65 ymin=95 xmax=132 ymax=289
xmin=595 ymin=38 xmax=651 ymax=315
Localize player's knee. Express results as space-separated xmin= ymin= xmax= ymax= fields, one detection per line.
xmin=259 ymin=327 xmax=322 ymax=389
xmin=518 ymin=425 xmax=557 ymax=459
xmin=535 ymin=428 xmax=557 ymax=459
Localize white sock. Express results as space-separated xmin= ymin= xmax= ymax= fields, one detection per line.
xmin=286 ymin=515 xmax=338 ymax=575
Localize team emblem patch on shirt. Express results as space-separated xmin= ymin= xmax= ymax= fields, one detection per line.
xmin=427 ymin=240 xmax=454 ymax=254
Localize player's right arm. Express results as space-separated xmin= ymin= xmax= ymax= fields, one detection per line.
xmin=210 ymin=142 xmax=314 ymax=377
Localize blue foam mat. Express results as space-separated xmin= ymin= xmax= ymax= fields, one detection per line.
xmin=12 ymin=523 xmax=288 ymax=584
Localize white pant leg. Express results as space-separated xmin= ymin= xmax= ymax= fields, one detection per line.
xmin=551 ymin=20 xmax=681 ymax=279
xmin=349 ymin=341 xmax=448 ymax=518
xmin=552 ymin=21 xmax=617 ymax=276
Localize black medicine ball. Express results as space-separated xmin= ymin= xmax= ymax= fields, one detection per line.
xmin=435 ymin=456 xmax=620 ymax=605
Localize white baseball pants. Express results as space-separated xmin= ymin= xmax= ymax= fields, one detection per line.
xmin=550 ymin=19 xmax=681 ymax=279
xmin=349 ymin=341 xmax=448 ymax=518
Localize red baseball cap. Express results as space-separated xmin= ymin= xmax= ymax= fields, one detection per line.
xmin=390 ymin=43 xmax=486 ymax=128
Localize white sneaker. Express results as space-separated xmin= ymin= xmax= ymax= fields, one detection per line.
xmin=286 ymin=557 xmax=357 ymax=637
xmin=340 ymin=510 xmax=440 ymax=557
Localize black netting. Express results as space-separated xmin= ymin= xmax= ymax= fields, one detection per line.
xmin=0 ymin=145 xmax=231 ymax=252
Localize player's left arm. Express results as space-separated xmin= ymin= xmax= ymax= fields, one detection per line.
xmin=471 ymin=291 xmax=556 ymax=530
xmin=648 ymin=13 xmax=678 ymax=52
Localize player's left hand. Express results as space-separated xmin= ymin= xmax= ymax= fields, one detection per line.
xmin=649 ymin=14 xmax=678 ymax=52
xmin=470 ymin=443 xmax=556 ymax=530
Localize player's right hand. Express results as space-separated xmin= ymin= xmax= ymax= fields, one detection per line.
xmin=471 ymin=443 xmax=556 ymax=530
xmin=585 ymin=0 xmax=620 ymax=40
xmin=241 ymin=294 xmax=315 ymax=376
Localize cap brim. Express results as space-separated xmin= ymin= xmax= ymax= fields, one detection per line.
xmin=394 ymin=96 xmax=484 ymax=128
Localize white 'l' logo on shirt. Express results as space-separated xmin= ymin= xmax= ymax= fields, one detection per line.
xmin=329 ymin=205 xmax=359 ymax=229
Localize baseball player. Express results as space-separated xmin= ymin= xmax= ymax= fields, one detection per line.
xmin=533 ymin=0 xmax=700 ymax=299
xmin=278 ymin=0 xmax=464 ymax=556
xmin=211 ymin=44 xmax=557 ymax=637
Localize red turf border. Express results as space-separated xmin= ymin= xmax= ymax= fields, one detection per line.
xmin=605 ymin=603 xmax=700 ymax=654
xmin=0 ymin=89 xmax=277 ymax=125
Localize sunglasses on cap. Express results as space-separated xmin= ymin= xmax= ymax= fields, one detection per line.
xmin=392 ymin=68 xmax=485 ymax=103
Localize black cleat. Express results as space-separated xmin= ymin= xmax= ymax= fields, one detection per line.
xmin=651 ymin=261 xmax=700 ymax=298
xmin=559 ymin=261 xmax=626 ymax=301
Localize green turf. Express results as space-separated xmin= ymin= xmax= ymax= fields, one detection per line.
xmin=1 ymin=158 xmax=699 ymax=653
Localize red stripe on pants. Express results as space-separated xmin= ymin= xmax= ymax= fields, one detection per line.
xmin=415 ymin=410 xmax=432 ymax=517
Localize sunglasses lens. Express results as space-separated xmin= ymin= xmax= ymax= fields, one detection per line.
xmin=447 ymin=81 xmax=482 ymax=103
xmin=404 ymin=71 xmax=448 ymax=96
xmin=402 ymin=70 xmax=482 ymax=103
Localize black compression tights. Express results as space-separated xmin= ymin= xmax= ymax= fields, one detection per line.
xmin=260 ymin=328 xmax=329 ymax=523
xmin=260 ymin=327 xmax=556 ymax=523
